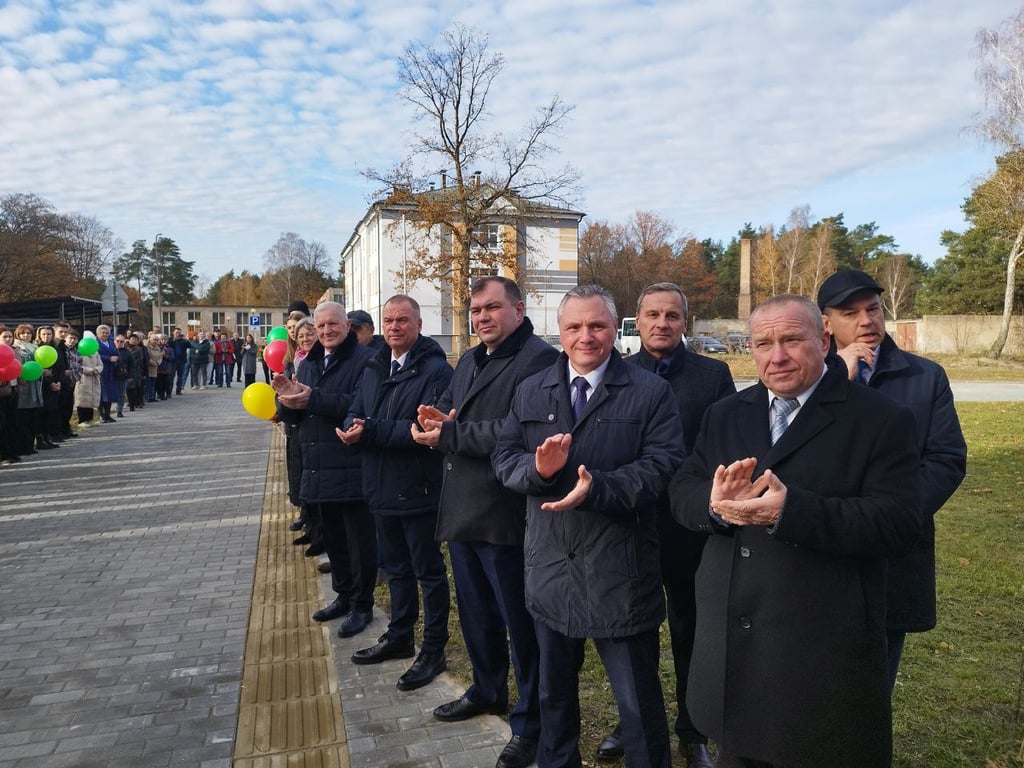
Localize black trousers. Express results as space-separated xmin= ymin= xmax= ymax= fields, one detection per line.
xmin=316 ymin=501 xmax=377 ymax=614
xmin=659 ymin=518 xmax=709 ymax=744
xmin=534 ymin=622 xmax=670 ymax=768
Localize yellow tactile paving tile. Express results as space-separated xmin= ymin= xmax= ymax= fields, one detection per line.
xmin=234 ymin=426 xmax=349 ymax=766
xmin=243 ymin=627 xmax=334 ymax=665
xmin=240 ymin=658 xmax=339 ymax=704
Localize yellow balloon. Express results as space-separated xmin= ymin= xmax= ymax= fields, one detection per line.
xmin=242 ymin=382 xmax=277 ymax=420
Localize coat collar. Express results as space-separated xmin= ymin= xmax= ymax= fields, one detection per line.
xmin=747 ymin=363 xmax=848 ymax=469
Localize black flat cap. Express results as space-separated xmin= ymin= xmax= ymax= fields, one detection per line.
xmin=816 ymin=269 xmax=883 ymax=311
xmin=347 ymin=310 xmax=374 ymax=328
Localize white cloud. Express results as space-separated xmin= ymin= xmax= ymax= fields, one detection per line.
xmin=0 ymin=0 xmax=1013 ymax=285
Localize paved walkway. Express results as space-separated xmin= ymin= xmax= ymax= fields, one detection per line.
xmin=0 ymin=387 xmax=510 ymax=768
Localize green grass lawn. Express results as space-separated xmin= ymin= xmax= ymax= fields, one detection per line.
xmin=428 ymin=401 xmax=1024 ymax=767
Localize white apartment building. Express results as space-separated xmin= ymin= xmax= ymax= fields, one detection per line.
xmin=341 ymin=189 xmax=585 ymax=354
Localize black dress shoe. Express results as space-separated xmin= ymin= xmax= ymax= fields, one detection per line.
xmin=683 ymin=742 xmax=715 ymax=768
xmin=36 ymin=441 xmax=57 ymax=450
xmin=396 ymin=650 xmax=446 ymax=691
xmin=337 ymin=610 xmax=373 ymax=638
xmin=433 ymin=694 xmax=507 ymax=722
xmin=292 ymin=534 xmax=311 ymax=546
xmin=352 ymin=634 xmax=415 ymax=665
xmin=596 ymin=723 xmax=623 ymax=761
xmin=304 ymin=544 xmax=325 ymax=557
xmin=317 ymin=561 xmax=332 ymax=573
xmin=312 ymin=597 xmax=347 ymax=623
xmin=496 ymin=735 xmax=538 ymax=768
xmin=288 ymin=519 xmax=305 ymax=531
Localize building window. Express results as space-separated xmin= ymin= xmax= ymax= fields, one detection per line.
xmin=441 ymin=223 xmax=501 ymax=255
xmin=211 ymin=311 xmax=226 ymax=330
xmin=160 ymin=311 xmax=175 ymax=338
xmin=472 ymin=224 xmax=500 ymax=251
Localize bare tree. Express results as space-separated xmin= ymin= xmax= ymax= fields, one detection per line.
xmin=365 ymin=23 xmax=580 ymax=352
xmin=262 ymin=232 xmax=331 ymax=309
xmin=803 ymin=219 xmax=836 ymax=299
xmin=973 ymin=8 xmax=1024 ymax=357
xmin=55 ymin=213 xmax=123 ymax=284
xmin=876 ymin=254 xmax=917 ymax=320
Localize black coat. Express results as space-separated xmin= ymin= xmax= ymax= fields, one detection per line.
xmin=434 ymin=319 xmax=559 ymax=546
xmin=493 ymin=351 xmax=685 ymax=639
xmin=345 ymin=333 xmax=453 ymax=516
xmin=670 ymin=364 xmax=923 ymax=767
xmin=858 ymin=334 xmax=967 ymax=631
xmin=277 ymin=331 xmax=377 ymax=503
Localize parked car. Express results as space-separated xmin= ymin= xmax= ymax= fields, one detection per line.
xmin=689 ymin=336 xmax=729 ymax=354
xmin=725 ymin=333 xmax=751 ymax=353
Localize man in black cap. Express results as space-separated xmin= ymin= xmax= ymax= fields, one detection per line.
xmin=288 ymin=299 xmax=311 ymax=316
xmin=817 ymin=268 xmax=966 ymax=688
xmin=347 ymin=309 xmax=387 ymax=352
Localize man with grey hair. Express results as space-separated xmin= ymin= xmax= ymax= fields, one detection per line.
xmin=493 ymin=284 xmax=685 ymax=768
xmin=275 ymin=301 xmax=379 ymax=638
xmin=670 ymin=294 xmax=922 ymax=767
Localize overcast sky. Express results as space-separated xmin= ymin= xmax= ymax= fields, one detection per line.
xmin=0 ymin=0 xmax=1014 ymax=285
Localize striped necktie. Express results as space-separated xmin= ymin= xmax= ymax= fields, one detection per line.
xmin=770 ymin=397 xmax=800 ymax=445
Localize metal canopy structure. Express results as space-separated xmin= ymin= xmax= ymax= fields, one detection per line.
xmin=0 ymin=295 xmax=138 ymax=332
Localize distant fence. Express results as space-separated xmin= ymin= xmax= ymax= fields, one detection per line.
xmin=695 ymin=315 xmax=1024 ymax=356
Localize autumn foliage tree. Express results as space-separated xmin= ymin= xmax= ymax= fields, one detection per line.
xmin=365 ymin=24 xmax=579 ymax=353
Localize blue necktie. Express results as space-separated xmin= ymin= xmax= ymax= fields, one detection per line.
xmin=571 ymin=376 xmax=588 ymax=423
xmin=857 ymin=359 xmax=871 ymax=385
xmin=391 ymin=360 xmax=401 ymax=377
xmin=770 ymin=397 xmax=799 ymax=445
xmin=655 ymin=359 xmax=669 ymax=377
xmin=323 ymin=353 xmax=331 ymax=371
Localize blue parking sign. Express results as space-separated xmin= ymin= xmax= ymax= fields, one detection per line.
xmin=249 ymin=315 xmax=260 ymax=327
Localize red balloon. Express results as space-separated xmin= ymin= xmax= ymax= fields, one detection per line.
xmin=263 ymin=339 xmax=288 ymax=374
xmin=0 ymin=358 xmax=22 ymax=380
xmin=0 ymin=344 xmax=14 ymax=367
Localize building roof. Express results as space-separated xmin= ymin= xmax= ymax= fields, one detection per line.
xmin=340 ymin=185 xmax=585 ymax=258
xmin=0 ymin=295 xmax=137 ymax=329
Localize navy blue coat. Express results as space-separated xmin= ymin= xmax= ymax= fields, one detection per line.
xmin=859 ymin=334 xmax=967 ymax=632
xmin=345 ymin=333 xmax=453 ymax=517
xmin=492 ymin=350 xmax=685 ymax=639
xmin=433 ymin=319 xmax=559 ymax=546
xmin=277 ymin=331 xmax=377 ymax=504
xmin=670 ymin=364 xmax=922 ymax=767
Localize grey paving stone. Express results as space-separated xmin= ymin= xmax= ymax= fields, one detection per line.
xmin=0 ymin=392 xmax=268 ymax=768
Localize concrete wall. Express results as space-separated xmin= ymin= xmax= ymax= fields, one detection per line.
xmin=694 ymin=315 xmax=1024 ymax=356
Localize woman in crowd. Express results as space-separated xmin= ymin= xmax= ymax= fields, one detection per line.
xmin=112 ymin=335 xmax=129 ymax=417
xmin=240 ymin=333 xmax=259 ymax=387
xmin=61 ymin=328 xmax=83 ymax=437
xmin=95 ymin=324 xmax=118 ymax=423
xmin=156 ymin=335 xmax=174 ymax=400
xmin=35 ymin=325 xmax=66 ymax=445
xmin=190 ymin=331 xmax=210 ymax=390
xmin=75 ymin=331 xmax=102 ymax=426
xmin=144 ymin=333 xmax=163 ymax=402
xmin=13 ymin=324 xmax=50 ymax=452
xmin=124 ymin=334 xmax=146 ymax=411
xmin=1 ymin=326 xmax=23 ymax=464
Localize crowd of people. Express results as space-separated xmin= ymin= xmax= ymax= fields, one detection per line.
xmin=0 ymin=323 xmax=259 ymax=466
xmin=268 ymin=270 xmax=965 ymax=768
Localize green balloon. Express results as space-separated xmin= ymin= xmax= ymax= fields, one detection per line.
xmin=34 ymin=345 xmax=58 ymax=368
xmin=267 ymin=326 xmax=288 ymax=342
xmin=78 ymin=337 xmax=99 ymax=356
xmin=20 ymin=360 xmax=43 ymax=381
